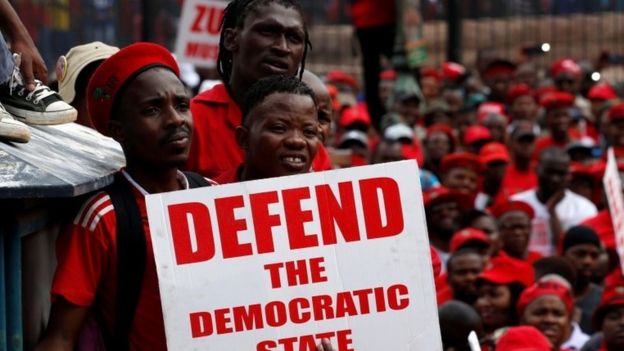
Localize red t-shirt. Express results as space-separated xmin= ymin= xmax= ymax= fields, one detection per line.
xmin=351 ymin=0 xmax=395 ymax=28
xmin=499 ymin=163 xmax=538 ymax=199
xmin=52 ymin=171 xmax=198 ymax=351
xmin=188 ymin=83 xmax=332 ymax=178
xmin=533 ymin=129 xmax=580 ymax=160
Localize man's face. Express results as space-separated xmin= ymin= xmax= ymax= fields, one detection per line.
xmin=228 ymin=3 xmax=305 ymax=83
xmin=447 ymin=254 xmax=483 ymax=301
xmin=428 ymin=200 xmax=460 ymax=241
xmin=537 ymin=156 xmax=570 ymax=198
xmin=510 ymin=95 xmax=538 ymax=121
xmin=546 ymin=107 xmax=571 ymax=139
xmin=425 ymin=132 xmax=451 ymax=162
xmin=114 ymin=69 xmax=192 ymax=169
xmin=486 ymin=74 xmax=512 ymax=101
xmin=564 ymin=244 xmax=600 ymax=285
xmin=378 ymin=79 xmax=394 ymax=107
xmin=396 ymin=98 xmax=421 ymax=126
xmin=498 ymin=211 xmax=531 ymax=259
xmin=510 ymin=133 xmax=535 ymax=160
xmin=602 ymin=306 xmax=624 ymax=350
xmin=482 ymin=117 xmax=506 ymax=143
xmin=484 ymin=161 xmax=507 ymax=183
xmin=521 ymin=295 xmax=571 ymax=349
xmin=421 ymin=76 xmax=440 ymax=100
xmin=471 ymin=215 xmax=500 ymax=255
xmin=607 ymin=119 xmax=624 ymax=147
xmin=373 ymin=142 xmax=404 ymax=164
xmin=239 ymin=92 xmax=319 ymax=179
xmin=443 ymin=167 xmax=478 ymax=195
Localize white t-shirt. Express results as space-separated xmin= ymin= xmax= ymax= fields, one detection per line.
xmin=511 ymin=189 xmax=597 ymax=256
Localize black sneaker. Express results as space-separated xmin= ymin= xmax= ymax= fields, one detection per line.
xmin=0 ymin=53 xmax=76 ymax=125
xmin=0 ymin=102 xmax=30 ymax=143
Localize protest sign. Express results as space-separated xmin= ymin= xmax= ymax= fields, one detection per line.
xmin=146 ymin=161 xmax=441 ymax=350
xmin=603 ymin=148 xmax=624 ymax=273
xmin=174 ymin=0 xmax=227 ymax=68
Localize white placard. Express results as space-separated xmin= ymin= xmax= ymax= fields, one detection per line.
xmin=603 ymin=148 xmax=624 ymax=273
xmin=174 ymin=0 xmax=228 ymax=68
xmin=146 ymin=161 xmax=441 ymax=350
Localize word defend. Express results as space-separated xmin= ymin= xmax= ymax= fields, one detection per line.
xmin=146 ymin=161 xmax=442 ymax=350
xmin=603 ymin=148 xmax=624 ymax=273
xmin=175 ymin=0 xmax=227 ymax=68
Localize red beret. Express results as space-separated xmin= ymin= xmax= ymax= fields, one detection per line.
xmin=441 ymin=62 xmax=466 ymax=81
xmin=87 ymin=42 xmax=179 ymax=136
xmin=507 ymin=83 xmax=535 ymax=103
xmin=421 ymin=67 xmax=441 ymax=81
xmin=593 ymin=273 xmax=624 ymax=329
xmin=517 ymin=280 xmax=574 ymax=318
xmin=478 ymin=253 xmax=534 ymax=287
xmin=540 ymin=91 xmax=575 ymax=110
xmin=495 ymin=326 xmax=552 ymax=351
xmin=379 ymin=69 xmax=397 ymax=80
xmin=450 ymin=227 xmax=490 ymax=252
xmin=326 ymin=70 xmax=357 ymax=89
xmin=440 ymin=152 xmax=482 ymax=174
xmin=488 ymin=200 xmax=535 ymax=220
xmin=479 ymin=142 xmax=511 ymax=165
xmin=550 ymin=58 xmax=582 ymax=79
xmin=423 ymin=186 xmax=472 ymax=210
xmin=588 ymin=83 xmax=618 ymax=101
xmin=607 ymin=103 xmax=624 ymax=122
xmin=463 ymin=125 xmax=492 ymax=145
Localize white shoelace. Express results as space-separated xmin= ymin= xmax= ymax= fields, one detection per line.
xmin=9 ymin=53 xmax=56 ymax=105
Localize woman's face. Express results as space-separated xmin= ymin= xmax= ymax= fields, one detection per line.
xmin=521 ymin=295 xmax=571 ymax=349
xmin=475 ymin=283 xmax=512 ymax=331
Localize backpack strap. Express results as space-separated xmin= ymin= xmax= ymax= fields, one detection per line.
xmin=183 ymin=171 xmax=212 ymax=188
xmin=104 ymin=173 xmax=146 ymax=351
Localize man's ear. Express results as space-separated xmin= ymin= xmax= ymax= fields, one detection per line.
xmin=235 ymin=125 xmax=250 ymax=150
xmin=223 ymin=28 xmax=239 ymax=52
xmin=108 ymin=119 xmax=126 ymax=144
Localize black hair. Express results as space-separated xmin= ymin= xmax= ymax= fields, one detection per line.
xmin=241 ymin=75 xmax=316 ymax=124
xmin=438 ymin=300 xmax=483 ymax=351
xmin=73 ymin=60 xmax=104 ymax=103
xmin=533 ymin=256 xmax=578 ymax=288
xmin=217 ymin=0 xmax=311 ymax=86
xmin=446 ymin=248 xmax=483 ymax=273
xmin=458 ymin=209 xmax=491 ymax=228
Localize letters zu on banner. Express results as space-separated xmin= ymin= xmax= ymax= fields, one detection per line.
xmin=146 ymin=161 xmax=442 ymax=350
xmin=175 ymin=0 xmax=227 ymax=68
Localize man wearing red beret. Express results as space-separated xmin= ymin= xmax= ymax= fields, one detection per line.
xmin=440 ymin=152 xmax=481 ymax=197
xmin=475 ymin=142 xmax=510 ymax=209
xmin=534 ymin=91 xmax=579 ymax=160
xmin=499 ymin=121 xmax=538 ymax=198
xmin=35 ymin=43 xmax=213 ymax=351
xmin=489 ymin=200 xmax=542 ymax=264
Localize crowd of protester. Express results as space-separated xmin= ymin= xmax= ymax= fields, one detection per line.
xmin=2 ymin=0 xmax=624 ymax=350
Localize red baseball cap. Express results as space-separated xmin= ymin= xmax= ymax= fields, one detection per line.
xmin=593 ymin=273 xmax=624 ymax=329
xmin=87 ymin=42 xmax=179 ymax=136
xmin=540 ymin=91 xmax=575 ymax=110
xmin=463 ymin=125 xmax=492 ymax=145
xmin=508 ymin=83 xmax=535 ymax=104
xmin=441 ymin=62 xmax=466 ymax=81
xmin=550 ymin=58 xmax=582 ymax=79
xmin=517 ymin=280 xmax=575 ymax=317
xmin=326 ymin=70 xmax=358 ymax=89
xmin=479 ymin=142 xmax=511 ymax=165
xmin=607 ymin=103 xmax=624 ymax=122
xmin=495 ymin=326 xmax=552 ymax=351
xmin=478 ymin=253 xmax=534 ymax=287
xmin=338 ymin=105 xmax=371 ymax=128
xmin=588 ymin=83 xmax=618 ymax=101
xmin=440 ymin=152 xmax=482 ymax=174
xmin=488 ymin=200 xmax=535 ymax=220
xmin=450 ymin=227 xmax=490 ymax=252
xmin=423 ymin=186 xmax=472 ymax=210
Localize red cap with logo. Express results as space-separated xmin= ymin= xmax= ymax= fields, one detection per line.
xmin=517 ymin=279 xmax=575 ymax=317
xmin=495 ymin=326 xmax=552 ymax=351
xmin=87 ymin=42 xmax=179 ymax=136
xmin=540 ymin=91 xmax=575 ymax=110
xmin=440 ymin=152 xmax=482 ymax=173
xmin=477 ymin=253 xmax=534 ymax=287
xmin=550 ymin=58 xmax=582 ymax=79
xmin=450 ymin=228 xmax=490 ymax=252
xmin=479 ymin=142 xmax=511 ymax=165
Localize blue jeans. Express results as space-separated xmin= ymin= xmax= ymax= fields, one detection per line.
xmin=0 ymin=34 xmax=14 ymax=85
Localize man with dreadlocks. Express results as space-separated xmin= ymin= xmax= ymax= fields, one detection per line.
xmin=186 ymin=0 xmax=332 ymax=178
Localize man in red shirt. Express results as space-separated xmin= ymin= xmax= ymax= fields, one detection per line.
xmin=187 ymin=0 xmax=331 ymax=178
xmin=35 ymin=43 xmax=209 ymax=351
xmin=534 ymin=91 xmax=578 ymax=159
xmin=500 ymin=120 xmax=538 ymax=197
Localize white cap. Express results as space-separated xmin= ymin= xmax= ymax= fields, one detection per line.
xmin=384 ymin=123 xmax=414 ymax=142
